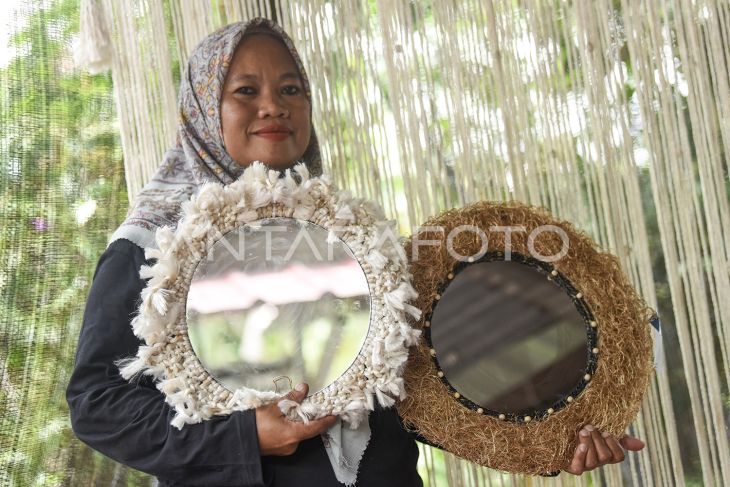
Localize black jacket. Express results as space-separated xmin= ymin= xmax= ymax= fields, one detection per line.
xmin=66 ymin=238 xmax=423 ymax=487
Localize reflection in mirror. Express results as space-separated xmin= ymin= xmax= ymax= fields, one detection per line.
xmin=186 ymin=218 xmax=371 ymax=395
xmin=430 ymin=259 xmax=588 ymax=415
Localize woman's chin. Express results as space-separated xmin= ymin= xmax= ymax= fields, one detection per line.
xmin=238 ymin=157 xmax=301 ymax=171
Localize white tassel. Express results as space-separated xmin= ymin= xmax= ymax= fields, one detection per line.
xmin=131 ymin=314 xmax=152 ymax=338
xmin=243 ymin=161 xmax=268 ymax=183
xmin=343 ymin=399 xmax=366 ymax=413
xmin=228 ymin=388 xmax=279 ymax=409
xmin=171 ymin=413 xmax=195 ymax=429
xmin=374 ymin=387 xmax=395 ymax=407
xmin=196 ymin=183 xmax=225 ymax=211
xmin=139 ymin=264 xmax=155 ymax=280
xmin=146 ymin=287 xmax=169 ymax=315
xmin=158 ymin=376 xmax=185 ymax=395
xmin=116 ymin=356 xmax=146 ymax=380
xmin=272 ymin=170 xmax=299 ymax=207
xmin=365 ymin=249 xmax=389 ymax=272
xmin=278 ymin=399 xmax=311 ymax=423
xmin=400 ymin=325 xmax=422 ymax=347
xmin=167 ymin=390 xmax=189 ymax=410
xmin=402 ymin=303 xmax=422 ymax=320
xmin=382 ymin=347 xmax=409 ymax=369
xmin=278 ymin=399 xmax=297 ymax=415
xmin=154 ymin=226 xmax=175 ymax=253
xmin=248 ymin=183 xmax=273 ymax=209
xmin=335 ymin=202 xmax=355 ymax=222
xmin=150 ymin=302 xmax=180 ymax=337
xmin=383 ymin=282 xmax=420 ymax=320
xmin=154 ymin=260 xmax=179 ymax=283
xmin=384 ymin=330 xmax=403 ymax=352
xmin=372 ymin=220 xmax=404 ymax=259
xmin=227 ymin=179 xmax=247 ymax=198
xmin=387 ymin=378 xmax=406 ymax=400
xmin=116 ymin=343 xmax=161 ymax=380
xmin=74 ymin=0 xmax=113 ymax=74
xmin=384 ymin=281 xmax=418 ymax=305
xmin=179 ymin=200 xmax=199 ymax=222
xmin=144 ymin=247 xmax=163 ymax=261
xmin=299 ymin=401 xmax=320 ymax=419
xmin=293 ymin=199 xmax=315 ymax=220
xmin=363 ymin=390 xmax=375 ymax=410
xmin=293 ymin=162 xmax=310 ymax=181
xmin=144 ymin=364 xmax=166 ymax=378
xmin=267 ymin=169 xmax=280 ymax=186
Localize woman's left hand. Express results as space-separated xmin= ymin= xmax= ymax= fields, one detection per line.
xmin=564 ymin=424 xmax=645 ymax=475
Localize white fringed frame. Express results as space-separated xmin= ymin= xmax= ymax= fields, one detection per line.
xmin=116 ymin=162 xmax=422 ymax=430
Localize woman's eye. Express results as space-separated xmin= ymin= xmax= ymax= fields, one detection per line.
xmin=235 ymin=86 xmax=256 ymax=95
xmin=281 ymin=85 xmax=301 ymax=95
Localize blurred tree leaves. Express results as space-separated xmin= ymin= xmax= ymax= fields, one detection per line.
xmin=0 ymin=0 xmax=145 ymax=485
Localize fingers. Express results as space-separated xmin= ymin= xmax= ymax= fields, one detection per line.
xmin=582 ymin=425 xmax=599 ymax=470
xmin=565 ymin=442 xmax=588 ymax=475
xmin=294 ymin=414 xmax=339 ymax=440
xmin=619 ymin=435 xmax=646 ymax=451
xmin=589 ymin=427 xmax=614 ymax=466
xmin=257 ymin=383 xmax=339 ymax=457
xmin=603 ymin=432 xmax=625 ymax=463
xmin=283 ymin=383 xmax=309 ymax=403
xmin=280 ymin=382 xmax=338 ymax=441
xmin=566 ymin=426 xmax=646 ymax=475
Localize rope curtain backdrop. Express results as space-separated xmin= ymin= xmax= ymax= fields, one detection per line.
xmin=0 ymin=0 xmax=728 ymax=485
xmin=100 ymin=1 xmax=730 ymax=485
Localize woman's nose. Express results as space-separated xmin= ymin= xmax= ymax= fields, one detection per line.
xmin=257 ymin=90 xmax=289 ymax=118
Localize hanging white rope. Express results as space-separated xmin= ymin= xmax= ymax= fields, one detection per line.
xmin=75 ymin=0 xmax=113 ymax=74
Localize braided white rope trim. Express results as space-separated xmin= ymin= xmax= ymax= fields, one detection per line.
xmin=116 ymin=162 xmax=421 ymax=430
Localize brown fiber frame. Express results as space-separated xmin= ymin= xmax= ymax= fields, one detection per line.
xmin=397 ymin=201 xmax=654 ymax=475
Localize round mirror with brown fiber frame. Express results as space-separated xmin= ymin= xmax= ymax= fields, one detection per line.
xmin=427 ymin=253 xmax=598 ymax=422
xmin=397 ymin=201 xmax=654 ymax=475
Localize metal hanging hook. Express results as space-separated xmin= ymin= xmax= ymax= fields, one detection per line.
xmin=272 ymin=375 xmax=293 ymax=394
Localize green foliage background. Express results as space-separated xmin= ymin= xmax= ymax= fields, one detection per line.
xmin=0 ymin=0 xmax=146 ymax=485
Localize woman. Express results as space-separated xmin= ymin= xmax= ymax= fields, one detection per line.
xmin=66 ymin=18 xmax=644 ymax=487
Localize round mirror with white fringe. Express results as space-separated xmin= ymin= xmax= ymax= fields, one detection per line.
xmin=117 ymin=163 xmax=421 ymax=430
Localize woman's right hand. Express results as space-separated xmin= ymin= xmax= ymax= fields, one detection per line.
xmin=255 ymin=383 xmax=338 ymax=456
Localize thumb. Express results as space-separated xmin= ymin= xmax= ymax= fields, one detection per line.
xmin=619 ymin=435 xmax=646 ymax=451
xmin=283 ymin=383 xmax=308 ymax=403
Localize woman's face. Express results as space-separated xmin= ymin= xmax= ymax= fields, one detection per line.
xmin=220 ymin=34 xmax=311 ymax=170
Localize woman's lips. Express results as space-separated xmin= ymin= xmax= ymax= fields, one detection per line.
xmin=253 ymin=126 xmax=292 ymax=141
xmin=254 ymin=132 xmax=290 ymax=141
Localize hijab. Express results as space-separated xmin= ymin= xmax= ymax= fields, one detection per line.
xmin=109 ymin=18 xmax=323 ymax=250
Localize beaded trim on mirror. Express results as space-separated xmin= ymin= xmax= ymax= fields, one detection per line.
xmin=422 ymin=250 xmax=599 ymax=424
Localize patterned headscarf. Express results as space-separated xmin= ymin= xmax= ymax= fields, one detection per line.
xmin=110 ymin=18 xmax=323 ymax=250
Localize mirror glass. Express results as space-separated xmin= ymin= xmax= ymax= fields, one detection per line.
xmin=430 ymin=259 xmax=588 ymax=415
xmin=186 ymin=218 xmax=371 ymax=395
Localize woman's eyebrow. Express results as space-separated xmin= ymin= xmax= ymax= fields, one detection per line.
xmin=231 ymin=72 xmax=300 ymax=82
xmin=279 ymin=72 xmax=300 ymax=81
